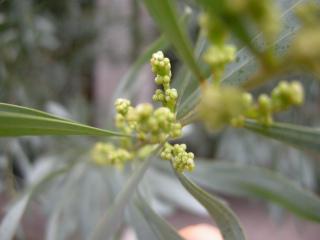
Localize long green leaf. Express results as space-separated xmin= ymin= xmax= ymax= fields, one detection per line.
xmin=0 ymin=103 xmax=124 ymax=137
xmin=89 ymin=157 xmax=153 ymax=240
xmin=176 ymin=172 xmax=246 ymax=240
xmin=244 ymin=119 xmax=320 ymax=154
xmin=134 ymin=193 xmax=184 ymax=240
xmin=143 ymin=0 xmax=203 ymax=81
xmin=190 ymin=161 xmax=320 ymax=222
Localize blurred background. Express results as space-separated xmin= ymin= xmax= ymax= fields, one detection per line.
xmin=0 ymin=0 xmax=320 ymax=239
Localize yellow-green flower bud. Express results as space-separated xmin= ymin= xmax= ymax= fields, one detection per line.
xmin=161 ymin=143 xmax=195 ymax=173
xmin=150 ymin=51 xmax=171 ymax=76
xmin=289 ymin=81 xmax=304 ymax=105
xmin=170 ymin=123 xmax=182 ymax=138
xmin=203 ymin=45 xmax=236 ymax=67
xmin=258 ymin=94 xmax=271 ymax=112
xmin=136 ymin=103 xmax=153 ymax=120
xmin=91 ymin=142 xmax=132 ymax=169
xmin=199 ymin=86 xmax=249 ymax=130
xmin=115 ymin=98 xmax=131 ymax=115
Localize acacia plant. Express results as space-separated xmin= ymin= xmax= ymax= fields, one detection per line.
xmin=1 ymin=0 xmax=320 ymax=240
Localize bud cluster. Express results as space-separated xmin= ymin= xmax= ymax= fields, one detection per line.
xmin=244 ymin=81 xmax=304 ymax=125
xmin=200 ymin=81 xmax=304 ymax=129
xmin=199 ymin=13 xmax=236 ymax=82
xmin=91 ymin=51 xmax=194 ymax=173
xmin=151 ymin=51 xmax=178 ymax=112
xmin=115 ymin=100 xmax=182 ymax=143
xmin=203 ymin=45 xmax=236 ymax=81
xmin=160 ymin=143 xmax=195 ymax=173
xmin=91 ymin=143 xmax=132 ymax=169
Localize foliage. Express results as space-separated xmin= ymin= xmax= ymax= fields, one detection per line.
xmin=1 ymin=0 xmax=320 ymax=240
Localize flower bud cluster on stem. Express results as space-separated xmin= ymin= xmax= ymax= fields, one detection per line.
xmin=91 ymin=51 xmax=195 ymax=173
xmin=199 ymin=81 xmax=304 ymax=130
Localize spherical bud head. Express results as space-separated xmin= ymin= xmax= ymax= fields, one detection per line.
xmin=290 ymin=81 xmax=304 ymax=105
xmin=170 ymin=123 xmax=182 ymax=138
xmin=242 ymin=92 xmax=253 ymax=107
xmin=153 ymin=89 xmax=164 ymax=103
xmin=258 ymin=94 xmax=271 ymax=112
xmin=148 ymin=116 xmax=159 ymax=132
xmin=155 ymin=75 xmax=164 ymax=85
xmin=115 ymin=113 xmax=125 ymax=128
xmin=150 ymin=51 xmax=171 ymax=76
xmin=163 ymin=75 xmax=171 ymax=84
xmin=154 ymin=107 xmax=171 ymax=119
xmin=126 ymin=108 xmax=138 ymax=127
xmin=136 ymin=103 xmax=153 ymax=120
xmin=277 ymin=81 xmax=290 ymax=95
xmin=199 ymin=86 xmax=247 ymax=130
xmin=115 ymin=98 xmax=131 ymax=115
xmin=203 ymin=45 xmax=236 ymax=67
xmin=166 ymin=88 xmax=178 ymax=100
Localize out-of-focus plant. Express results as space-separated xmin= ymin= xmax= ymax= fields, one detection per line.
xmin=1 ymin=0 xmax=320 ymax=240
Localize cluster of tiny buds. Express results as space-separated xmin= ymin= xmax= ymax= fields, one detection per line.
xmin=232 ymin=80 xmax=304 ymax=126
xmin=161 ymin=143 xmax=195 ymax=173
xmin=91 ymin=143 xmax=132 ymax=169
xmin=91 ymin=51 xmax=192 ymax=171
xmin=151 ymin=51 xmax=178 ymax=112
xmin=115 ymin=99 xmax=182 ymax=143
xmin=203 ymin=45 xmax=236 ymax=67
xmin=203 ymin=44 xmax=236 ymax=82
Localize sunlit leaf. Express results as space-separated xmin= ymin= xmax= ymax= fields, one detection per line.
xmin=176 ymin=172 xmax=246 ymax=240
xmin=190 ymin=161 xmax=320 ymax=222
xmin=0 ymin=103 xmax=124 ymax=137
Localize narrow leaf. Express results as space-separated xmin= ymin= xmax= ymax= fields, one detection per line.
xmin=244 ymin=119 xmax=320 ymax=154
xmin=176 ymin=172 xmax=246 ymax=240
xmin=89 ymin=157 xmax=153 ymax=240
xmin=127 ymin=203 xmax=158 ymax=240
xmin=191 ymin=161 xmax=320 ymax=222
xmin=0 ymin=103 xmax=124 ymax=137
xmin=143 ymin=0 xmax=203 ymax=81
xmin=134 ymin=193 xmax=184 ymax=240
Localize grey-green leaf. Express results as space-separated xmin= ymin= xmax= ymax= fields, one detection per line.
xmin=0 ymin=164 xmax=73 ymax=240
xmin=134 ymin=193 xmax=184 ymax=240
xmin=0 ymin=103 xmax=124 ymax=137
xmin=244 ymin=119 xmax=320 ymax=154
xmin=89 ymin=157 xmax=152 ymax=240
xmin=190 ymin=161 xmax=320 ymax=222
xmin=143 ymin=0 xmax=203 ymax=81
xmin=176 ymin=172 xmax=246 ymax=240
